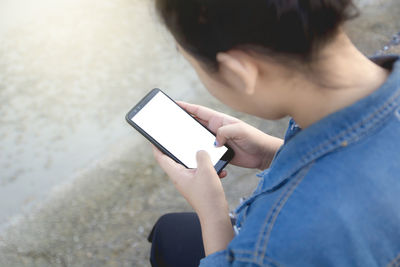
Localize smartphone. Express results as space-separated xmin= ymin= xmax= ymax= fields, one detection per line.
xmin=125 ymin=88 xmax=235 ymax=174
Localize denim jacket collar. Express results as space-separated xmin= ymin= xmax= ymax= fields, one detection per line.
xmin=258 ymin=55 xmax=400 ymax=194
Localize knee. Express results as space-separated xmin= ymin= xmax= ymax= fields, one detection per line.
xmin=156 ymin=213 xmax=179 ymax=226
xmin=148 ymin=213 xmax=182 ymax=243
xmin=148 ymin=212 xmax=198 ymax=243
xmin=153 ymin=213 xmax=180 ymax=234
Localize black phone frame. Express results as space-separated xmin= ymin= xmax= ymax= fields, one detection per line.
xmin=125 ymin=88 xmax=235 ymax=174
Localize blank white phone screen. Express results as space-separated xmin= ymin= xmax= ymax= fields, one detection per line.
xmin=132 ymin=91 xmax=228 ymax=168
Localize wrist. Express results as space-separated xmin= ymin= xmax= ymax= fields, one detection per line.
xmin=259 ymin=136 xmax=284 ymax=170
xmin=197 ymin=199 xmax=230 ymax=223
xmin=198 ymin=206 xmax=234 ymax=256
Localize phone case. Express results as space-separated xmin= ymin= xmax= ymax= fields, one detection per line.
xmin=125 ymin=88 xmax=234 ymax=174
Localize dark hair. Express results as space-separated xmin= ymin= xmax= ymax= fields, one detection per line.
xmin=155 ymin=0 xmax=358 ymax=70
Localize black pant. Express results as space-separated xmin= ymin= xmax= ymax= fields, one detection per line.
xmin=148 ymin=212 xmax=205 ymax=267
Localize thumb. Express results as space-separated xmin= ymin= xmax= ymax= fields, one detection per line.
xmin=196 ymin=150 xmax=214 ymax=171
xmin=215 ymin=122 xmax=243 ymax=147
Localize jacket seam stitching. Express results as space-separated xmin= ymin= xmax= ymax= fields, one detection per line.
xmin=254 ymin=164 xmax=312 ymax=264
xmin=387 ymin=252 xmax=400 ymax=267
xmin=395 ymin=106 xmax=400 ymax=120
xmin=232 ymin=249 xmax=280 ymax=262
xmin=272 ymin=86 xmax=400 ymax=193
xmin=260 ymin=165 xmax=311 ymax=262
xmin=301 ymin=88 xmax=400 ymax=164
xmin=231 ymin=251 xmax=282 ymax=267
xmin=253 ymin=178 xmax=292 ymax=260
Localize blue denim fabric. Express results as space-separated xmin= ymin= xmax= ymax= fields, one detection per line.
xmin=200 ymin=55 xmax=400 ymax=267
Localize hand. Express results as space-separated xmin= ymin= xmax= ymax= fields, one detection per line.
xmin=178 ymin=101 xmax=283 ymax=170
xmin=152 ymin=146 xmax=229 ymax=218
xmin=152 ymin=146 xmax=234 ymax=255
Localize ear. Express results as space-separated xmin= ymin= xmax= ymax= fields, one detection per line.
xmin=216 ymin=50 xmax=258 ymax=95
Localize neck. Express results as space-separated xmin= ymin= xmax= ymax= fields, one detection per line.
xmin=283 ymin=32 xmax=389 ymax=128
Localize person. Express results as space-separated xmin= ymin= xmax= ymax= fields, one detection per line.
xmin=147 ymin=0 xmax=400 ymax=266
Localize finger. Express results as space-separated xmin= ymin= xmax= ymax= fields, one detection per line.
xmin=196 ymin=150 xmax=215 ymax=174
xmin=151 ymin=144 xmax=167 ymax=161
xmin=215 ymin=122 xmax=243 ymax=147
xmin=193 ymin=117 xmax=208 ymax=128
xmin=218 ymin=170 xmax=227 ymax=179
xmin=176 ymin=101 xmax=212 ymax=128
xmin=177 ymin=101 xmax=229 ymax=123
xmin=178 ymin=101 xmax=240 ymax=136
xmin=151 ymin=145 xmax=186 ymax=179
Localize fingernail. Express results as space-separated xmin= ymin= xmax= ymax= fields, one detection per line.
xmin=214 ymin=140 xmax=219 ymax=147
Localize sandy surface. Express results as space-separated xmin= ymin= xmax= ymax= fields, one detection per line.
xmin=0 ymin=0 xmax=399 ymax=266
xmin=0 ymin=0 xmax=200 ymax=229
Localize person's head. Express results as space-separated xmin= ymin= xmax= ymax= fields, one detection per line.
xmin=155 ymin=0 xmax=358 ymax=119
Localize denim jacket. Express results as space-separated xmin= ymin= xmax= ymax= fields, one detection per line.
xmin=200 ymin=55 xmax=400 ymax=267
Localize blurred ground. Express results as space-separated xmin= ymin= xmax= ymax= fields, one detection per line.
xmin=0 ymin=0 xmax=399 ymax=266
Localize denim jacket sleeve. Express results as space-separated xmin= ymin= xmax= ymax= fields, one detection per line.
xmin=199 ymin=250 xmax=264 ymax=267
xmin=201 ymin=55 xmax=400 ymax=267
xmin=199 ymin=250 xmax=228 ymax=266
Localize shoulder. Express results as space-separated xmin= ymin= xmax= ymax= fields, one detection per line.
xmin=229 ymin=135 xmax=400 ymax=266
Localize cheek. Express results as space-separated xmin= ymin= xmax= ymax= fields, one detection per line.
xmin=195 ymin=68 xmax=225 ymax=97
xmin=197 ymin=71 xmax=249 ymax=110
xmin=191 ymin=62 xmax=260 ymax=113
